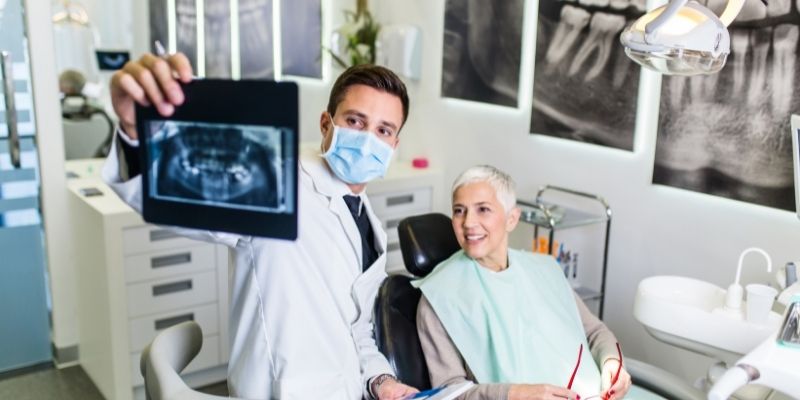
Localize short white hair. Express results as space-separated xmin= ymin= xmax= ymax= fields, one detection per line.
xmin=452 ymin=165 xmax=517 ymax=213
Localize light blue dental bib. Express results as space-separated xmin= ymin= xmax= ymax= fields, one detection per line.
xmin=413 ymin=249 xmax=601 ymax=396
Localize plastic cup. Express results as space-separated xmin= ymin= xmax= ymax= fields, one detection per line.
xmin=746 ymin=284 xmax=778 ymax=324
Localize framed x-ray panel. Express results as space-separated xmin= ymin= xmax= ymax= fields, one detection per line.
xmin=137 ymin=80 xmax=298 ymax=239
xmin=792 ymin=114 xmax=800 ymax=219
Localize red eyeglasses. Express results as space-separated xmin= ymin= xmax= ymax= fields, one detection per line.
xmin=566 ymin=342 xmax=623 ymax=400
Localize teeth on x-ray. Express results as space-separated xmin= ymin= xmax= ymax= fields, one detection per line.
xmin=747 ymin=28 xmax=772 ymax=107
xmin=730 ymin=31 xmax=750 ymax=96
xmin=567 ymin=13 xmax=626 ymax=80
xmin=768 ymin=0 xmax=792 ymax=15
xmin=772 ymin=25 xmax=798 ymax=116
xmin=609 ymin=0 xmax=629 ymax=11
xmin=544 ymin=6 xmax=591 ymax=66
xmin=239 ymin=0 xmax=273 ymax=78
xmin=204 ymin=0 xmax=231 ymax=78
xmin=176 ymin=0 xmax=196 ymax=59
xmin=579 ymin=0 xmax=610 ymax=9
xmin=153 ymin=122 xmax=283 ymax=210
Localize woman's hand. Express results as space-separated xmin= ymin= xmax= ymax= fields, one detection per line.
xmin=509 ymin=383 xmax=581 ymax=400
xmin=110 ymin=52 xmax=193 ymax=139
xmin=600 ymin=358 xmax=631 ymax=399
xmin=376 ymin=378 xmax=419 ymax=400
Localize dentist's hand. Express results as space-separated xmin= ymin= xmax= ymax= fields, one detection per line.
xmin=509 ymin=383 xmax=581 ymax=400
xmin=376 ymin=378 xmax=418 ymax=400
xmin=110 ymin=52 xmax=193 ymax=140
xmin=600 ymin=359 xmax=631 ymax=399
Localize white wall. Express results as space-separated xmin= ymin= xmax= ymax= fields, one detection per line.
xmin=27 ymin=0 xmax=75 ymax=354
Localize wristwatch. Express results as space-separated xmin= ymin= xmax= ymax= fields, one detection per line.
xmin=369 ymin=373 xmax=397 ymax=399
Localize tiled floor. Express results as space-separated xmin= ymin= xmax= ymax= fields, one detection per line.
xmin=0 ymin=364 xmax=228 ymax=400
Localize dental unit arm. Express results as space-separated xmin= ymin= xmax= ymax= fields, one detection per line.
xmin=708 ymin=295 xmax=800 ymax=399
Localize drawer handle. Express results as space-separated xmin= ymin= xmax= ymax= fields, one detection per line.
xmin=386 ymin=194 xmax=414 ymax=206
xmin=154 ymin=313 xmax=195 ymax=331
xmin=386 ymin=219 xmax=401 ymax=229
xmin=150 ymin=229 xmax=180 ymax=242
xmin=151 ymin=253 xmax=192 ymax=269
xmin=388 ymin=242 xmax=401 ymax=252
xmin=152 ymin=280 xmax=193 ymax=296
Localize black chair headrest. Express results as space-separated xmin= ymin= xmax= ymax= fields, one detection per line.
xmin=397 ymin=213 xmax=461 ymax=277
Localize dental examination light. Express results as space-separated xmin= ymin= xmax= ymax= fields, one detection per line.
xmin=620 ymin=0 xmax=761 ymax=75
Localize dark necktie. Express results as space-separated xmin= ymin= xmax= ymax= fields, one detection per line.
xmin=343 ymin=195 xmax=379 ymax=272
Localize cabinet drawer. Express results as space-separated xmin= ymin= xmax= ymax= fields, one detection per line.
xmin=383 ymin=215 xmax=405 ymax=243
xmin=127 ymin=271 xmax=217 ymax=318
xmin=128 ymin=303 xmax=219 ymax=353
xmin=123 ymin=225 xmax=204 ymax=256
xmin=131 ymin=335 xmax=220 ymax=386
xmin=124 ymin=245 xmax=216 ymax=284
xmin=370 ymin=187 xmax=431 ymax=218
xmin=385 ymin=241 xmax=404 ymax=272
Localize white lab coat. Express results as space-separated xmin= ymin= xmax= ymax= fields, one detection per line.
xmin=103 ymin=135 xmax=394 ymax=399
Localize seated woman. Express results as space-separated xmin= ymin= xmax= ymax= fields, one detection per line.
xmin=414 ymin=166 xmax=632 ymax=400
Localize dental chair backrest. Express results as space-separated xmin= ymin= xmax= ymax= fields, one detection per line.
xmin=140 ymin=321 xmax=233 ymax=400
xmin=373 ymin=213 xmax=461 ymax=390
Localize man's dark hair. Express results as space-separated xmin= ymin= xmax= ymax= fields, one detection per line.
xmin=326 ymin=64 xmax=410 ymax=128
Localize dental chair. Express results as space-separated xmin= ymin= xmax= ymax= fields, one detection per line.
xmin=140 ymin=321 xmax=233 ymax=400
xmin=374 ymin=213 xmax=706 ymax=400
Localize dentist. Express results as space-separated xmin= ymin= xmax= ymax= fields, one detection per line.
xmin=104 ymin=52 xmax=418 ymax=400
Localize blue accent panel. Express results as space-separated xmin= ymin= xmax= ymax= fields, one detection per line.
xmin=0 ymin=168 xmax=35 ymax=183
xmin=0 ymin=224 xmax=51 ymax=372
xmin=0 ymin=197 xmax=39 ymax=212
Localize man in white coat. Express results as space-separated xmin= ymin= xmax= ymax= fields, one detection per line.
xmin=103 ymin=52 xmax=419 ymax=400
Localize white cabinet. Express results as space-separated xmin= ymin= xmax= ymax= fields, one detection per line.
xmin=367 ymin=163 xmax=445 ymax=274
xmin=67 ymin=177 xmax=229 ymax=400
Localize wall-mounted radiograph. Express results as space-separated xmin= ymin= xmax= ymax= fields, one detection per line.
xmin=149 ymin=0 xmax=323 ymax=80
xmin=239 ymin=0 xmax=274 ymax=79
xmin=281 ymin=0 xmax=322 ymax=78
xmin=137 ymin=80 xmax=299 ymax=239
xmin=205 ymin=0 xmax=231 ymax=78
xmin=530 ymin=0 xmax=645 ymax=151
xmin=176 ymin=0 xmax=198 ymax=68
xmin=654 ymin=1 xmax=799 ymax=211
xmin=441 ymin=0 xmax=524 ymax=107
xmin=149 ymin=0 xmax=168 ymax=54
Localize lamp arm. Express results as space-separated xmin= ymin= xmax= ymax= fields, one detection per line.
xmin=645 ymin=0 xmax=689 ymax=36
xmin=719 ymin=0 xmax=746 ymax=26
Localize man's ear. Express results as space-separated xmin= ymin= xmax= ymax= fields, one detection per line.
xmin=319 ymin=111 xmax=331 ymax=137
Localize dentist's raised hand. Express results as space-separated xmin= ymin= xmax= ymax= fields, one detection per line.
xmin=109 ymin=52 xmax=193 ymax=140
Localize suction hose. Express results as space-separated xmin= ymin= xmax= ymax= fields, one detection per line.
xmin=708 ymin=364 xmax=759 ymax=400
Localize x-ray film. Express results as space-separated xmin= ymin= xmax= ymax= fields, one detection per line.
xmin=137 ymin=79 xmax=298 ymax=239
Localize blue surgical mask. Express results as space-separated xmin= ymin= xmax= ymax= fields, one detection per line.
xmin=322 ymin=115 xmax=394 ymax=184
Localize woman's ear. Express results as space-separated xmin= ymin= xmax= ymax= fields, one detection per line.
xmin=506 ymin=206 xmax=521 ymax=232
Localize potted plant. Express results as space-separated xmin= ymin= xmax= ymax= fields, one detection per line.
xmin=330 ymin=0 xmax=381 ymax=68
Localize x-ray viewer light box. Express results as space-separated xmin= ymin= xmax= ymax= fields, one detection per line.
xmin=792 ymin=114 xmax=800 ymax=221
xmin=137 ymin=79 xmax=299 ymax=240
